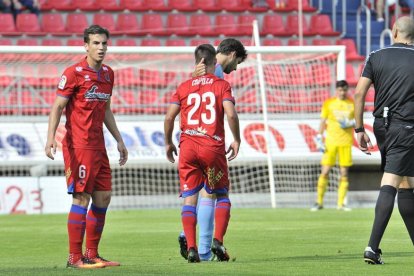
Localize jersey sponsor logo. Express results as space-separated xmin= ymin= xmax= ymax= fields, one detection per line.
xmin=58 ymin=75 xmax=67 ymax=89
xmin=191 ymin=77 xmax=213 ymax=86
xmin=84 ymin=85 xmax=110 ymax=101
xmin=75 ymin=66 xmax=83 ymax=72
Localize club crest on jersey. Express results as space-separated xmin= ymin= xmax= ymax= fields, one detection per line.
xmin=85 ymin=85 xmax=110 ymax=101
xmin=104 ymin=72 xmax=110 ymax=82
xmin=58 ymin=75 xmax=67 ymax=89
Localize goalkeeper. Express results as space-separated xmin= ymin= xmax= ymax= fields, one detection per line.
xmin=311 ymin=80 xmax=354 ymax=211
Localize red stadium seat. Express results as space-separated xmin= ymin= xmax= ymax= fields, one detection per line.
xmin=92 ymin=13 xmax=116 ymax=33
xmin=115 ymin=67 xmax=139 ymax=86
xmin=194 ymin=0 xmax=221 ymax=12
xmin=286 ymin=64 xmax=313 ymax=85
xmin=0 ymin=38 xmax=13 ymax=45
xmin=146 ymin=0 xmax=171 ymax=11
xmin=311 ymin=63 xmax=333 ymax=86
xmin=17 ymin=39 xmax=38 ymax=46
xmin=288 ymin=90 xmax=312 ymax=112
xmin=312 ymin=39 xmax=332 ymax=45
xmin=189 ymin=38 xmax=211 ymax=46
xmin=41 ymin=38 xmax=63 ymax=46
xmin=166 ymin=14 xmax=194 ymax=36
xmin=165 ymin=39 xmax=187 ymax=46
xmin=287 ymin=39 xmax=308 ymax=46
xmin=310 ymin=15 xmax=340 ymax=36
xmin=41 ymin=13 xmax=68 ymax=36
xmin=66 ymin=13 xmax=89 ymax=35
xmin=72 ymin=0 xmax=99 ymax=11
xmin=262 ymin=38 xmax=283 ymax=46
xmin=37 ymin=64 xmax=60 ymax=88
xmin=67 ymin=38 xmax=84 ymax=46
xmin=141 ymin=14 xmax=168 ymax=36
xmin=189 ymin=14 xmax=217 ymax=36
xmin=137 ymin=90 xmax=160 ymax=114
xmin=0 ymin=13 xmax=19 ymax=36
xmin=169 ymin=0 xmax=198 ymax=11
xmin=97 ymin=0 xmax=123 ymax=11
xmin=215 ymin=14 xmax=240 ymax=36
xmin=336 ymin=39 xmax=365 ymax=61
xmin=238 ymin=14 xmax=256 ymax=36
xmin=116 ymin=13 xmax=141 ymax=35
xmin=218 ymin=0 xmax=248 ymax=12
xmin=261 ymin=14 xmax=291 ymax=36
xmin=141 ymin=39 xmax=162 ymax=46
xmin=237 ymin=90 xmax=259 ymax=113
xmin=116 ymin=90 xmax=138 ymax=113
xmin=138 ymin=69 xmax=167 ymax=87
xmin=116 ymin=38 xmax=137 ymax=46
xmin=286 ymin=14 xmax=315 ymax=36
xmin=119 ymin=0 xmax=146 ymax=11
xmin=48 ymin=0 xmax=76 ymax=11
xmin=287 ymin=0 xmax=317 ymax=12
xmin=16 ymin=14 xmax=45 ymax=36
xmin=346 ymin=63 xmax=358 ymax=86
xmin=264 ymin=64 xmax=286 ymax=86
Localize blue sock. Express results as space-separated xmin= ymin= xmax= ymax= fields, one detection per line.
xmin=197 ymin=197 xmax=215 ymax=256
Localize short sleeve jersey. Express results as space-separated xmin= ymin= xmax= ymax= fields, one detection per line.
xmin=321 ymin=97 xmax=354 ymax=146
xmin=57 ymin=58 xmax=114 ymax=150
xmin=171 ymin=73 xmax=235 ymax=147
xmin=362 ymin=43 xmax=414 ymax=120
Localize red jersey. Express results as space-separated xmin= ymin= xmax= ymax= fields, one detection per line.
xmin=171 ymin=73 xmax=235 ymax=147
xmin=57 ymin=58 xmax=114 ymax=150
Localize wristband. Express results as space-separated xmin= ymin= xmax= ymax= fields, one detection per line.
xmin=354 ymin=127 xmax=365 ymax=133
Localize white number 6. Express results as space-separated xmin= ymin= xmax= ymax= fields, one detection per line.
xmin=79 ymin=165 xmax=86 ymax=179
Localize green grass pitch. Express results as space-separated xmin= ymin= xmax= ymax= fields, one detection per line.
xmin=1 ymin=208 xmax=413 ymax=275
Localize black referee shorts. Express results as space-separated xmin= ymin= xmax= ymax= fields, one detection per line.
xmin=374 ymin=118 xmax=414 ymax=176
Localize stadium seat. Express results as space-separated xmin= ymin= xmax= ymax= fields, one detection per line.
xmin=169 ymin=0 xmax=198 ymax=11
xmin=37 ymin=64 xmax=60 ymax=88
xmin=67 ymin=38 xmax=84 ymax=46
xmin=238 ymin=38 xmax=254 ymax=46
xmin=218 ymin=0 xmax=248 ymax=12
xmin=194 ymin=0 xmax=221 ymax=12
xmin=262 ymin=38 xmax=283 ymax=46
xmin=309 ymin=89 xmax=330 ymax=112
xmin=146 ymin=0 xmax=171 ymax=11
xmin=189 ymin=14 xmax=217 ymax=36
xmin=0 ymin=65 xmax=12 ymax=88
xmin=72 ymin=0 xmax=99 ymax=11
xmin=116 ymin=38 xmax=137 ymax=46
xmin=165 ymin=39 xmax=187 ymax=46
xmin=116 ymin=90 xmax=138 ymax=113
xmin=16 ymin=14 xmax=45 ymax=36
xmin=0 ymin=38 xmax=13 ymax=45
xmin=141 ymin=14 xmax=168 ymax=36
xmin=189 ymin=38 xmax=211 ymax=46
xmin=244 ymin=0 xmax=268 ymax=12
xmin=215 ymin=14 xmax=240 ymax=36
xmin=0 ymin=13 xmax=19 ymax=36
xmin=268 ymin=0 xmax=293 ymax=12
xmin=41 ymin=38 xmax=63 ymax=46
xmin=286 ymin=14 xmax=315 ymax=36
xmin=141 ymin=39 xmax=162 ymax=46
xmin=287 ymin=0 xmax=317 ymax=12
xmin=92 ymin=13 xmax=116 ymax=33
xmin=311 ymin=63 xmax=332 ymax=86
xmin=238 ymin=14 xmax=256 ymax=36
xmin=310 ymin=15 xmax=340 ymax=36
xmin=287 ymin=39 xmax=308 ymax=46
xmin=286 ymin=64 xmax=313 ymax=85
xmin=47 ymin=0 xmax=76 ymax=11
xmin=288 ymin=90 xmax=312 ymax=112
xmin=166 ymin=14 xmax=194 ymax=36
xmin=116 ymin=13 xmax=141 ymax=35
xmin=346 ymin=63 xmax=358 ymax=86
xmin=115 ymin=67 xmax=139 ymax=86
xmin=137 ymin=90 xmax=160 ymax=114
xmin=336 ymin=39 xmax=365 ymax=61
xmin=138 ymin=69 xmax=167 ymax=87
xmin=312 ymin=39 xmax=332 ymax=45
xmin=17 ymin=39 xmax=38 ymax=46
xmin=267 ymin=90 xmax=291 ymax=113
xmin=119 ymin=0 xmax=146 ymax=11
xmin=237 ymin=90 xmax=259 ymax=113
xmin=41 ymin=13 xmax=68 ymax=36
xmin=98 ymin=0 xmax=123 ymax=11
xmin=66 ymin=13 xmax=89 ymax=35
xmin=264 ymin=64 xmax=286 ymax=86
xmin=261 ymin=14 xmax=292 ymax=36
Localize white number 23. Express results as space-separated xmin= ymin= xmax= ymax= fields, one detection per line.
xmin=187 ymin=92 xmax=216 ymax=125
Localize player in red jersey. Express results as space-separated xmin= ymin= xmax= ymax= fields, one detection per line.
xmin=45 ymin=25 xmax=128 ymax=269
xmin=164 ymin=44 xmax=241 ymax=262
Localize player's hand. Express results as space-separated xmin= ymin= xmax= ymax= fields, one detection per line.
xmin=166 ymin=143 xmax=177 ymax=163
xmin=314 ymin=134 xmax=325 ymax=153
xmin=339 ymin=118 xmax=356 ymax=129
xmin=226 ymin=140 xmax=240 ymax=161
xmin=45 ymin=139 xmax=57 ymax=160
xmin=117 ymin=141 xmax=128 ymax=166
xmin=192 ymin=58 xmax=206 ymax=78
xmin=357 ymin=132 xmax=373 ymax=155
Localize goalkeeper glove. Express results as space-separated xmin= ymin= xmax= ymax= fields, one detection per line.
xmin=339 ymin=118 xmax=356 ymax=129
xmin=314 ymin=134 xmax=325 ymax=153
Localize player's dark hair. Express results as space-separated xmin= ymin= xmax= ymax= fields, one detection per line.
xmin=194 ymin=44 xmax=216 ymax=67
xmin=217 ymin=38 xmax=248 ymax=63
xmin=84 ymin=25 xmax=110 ymax=43
xmin=336 ymin=80 xmax=349 ymax=89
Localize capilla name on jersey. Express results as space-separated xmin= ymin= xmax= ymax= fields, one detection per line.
xmin=192 ymin=77 xmax=213 ymax=86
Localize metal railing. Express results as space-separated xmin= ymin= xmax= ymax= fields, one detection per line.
xmin=357 ymin=4 xmax=372 ymax=55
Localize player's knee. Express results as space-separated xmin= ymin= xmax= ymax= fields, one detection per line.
xmin=72 ymin=192 xmax=91 ymax=207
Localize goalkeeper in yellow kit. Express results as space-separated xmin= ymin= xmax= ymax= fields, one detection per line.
xmin=311 ymin=80 xmax=354 ymax=211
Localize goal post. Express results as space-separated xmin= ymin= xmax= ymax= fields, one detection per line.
xmin=0 ymin=45 xmax=347 ymax=209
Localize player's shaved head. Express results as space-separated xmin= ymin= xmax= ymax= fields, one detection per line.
xmin=394 ymin=16 xmax=414 ymax=42
xmin=194 ymin=44 xmax=216 ymax=67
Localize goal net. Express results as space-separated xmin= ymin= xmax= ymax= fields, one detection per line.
xmin=0 ymin=45 xmax=345 ymax=209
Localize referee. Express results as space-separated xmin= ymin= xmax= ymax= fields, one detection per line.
xmin=354 ymin=16 xmax=414 ymax=265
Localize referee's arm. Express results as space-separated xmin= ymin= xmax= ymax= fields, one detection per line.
xmin=354 ymin=77 xmax=372 ymax=129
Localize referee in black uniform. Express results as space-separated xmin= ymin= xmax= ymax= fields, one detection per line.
xmin=354 ymin=16 xmax=414 ymax=265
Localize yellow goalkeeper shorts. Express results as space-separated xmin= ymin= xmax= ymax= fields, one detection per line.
xmin=321 ymin=144 xmax=352 ymax=167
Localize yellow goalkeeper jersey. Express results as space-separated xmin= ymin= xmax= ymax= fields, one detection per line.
xmin=321 ymin=97 xmax=354 ymax=146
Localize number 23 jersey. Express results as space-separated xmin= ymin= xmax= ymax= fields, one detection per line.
xmin=171 ymin=73 xmax=235 ymax=147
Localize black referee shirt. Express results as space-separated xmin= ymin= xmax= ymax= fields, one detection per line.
xmin=362 ymin=43 xmax=414 ymax=120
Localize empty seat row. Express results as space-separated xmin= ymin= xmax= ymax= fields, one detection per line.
xmin=38 ymin=0 xmax=316 ymax=13
xmin=0 ymin=12 xmax=338 ymax=38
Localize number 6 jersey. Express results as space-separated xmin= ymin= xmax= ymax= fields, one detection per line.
xmin=171 ymin=73 xmax=235 ymax=147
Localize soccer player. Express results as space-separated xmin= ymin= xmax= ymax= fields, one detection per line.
xmin=311 ymin=80 xmax=354 ymax=211
xmin=164 ymin=43 xmax=241 ymax=262
xmin=44 ymin=25 xmax=128 ymax=269
xmin=178 ymin=38 xmax=247 ymax=261
xmin=354 ymin=16 xmax=414 ymax=265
